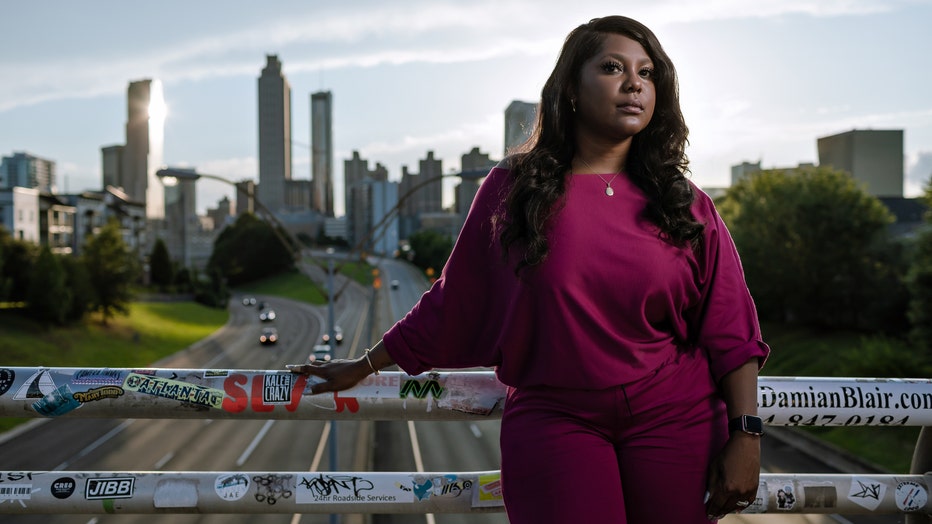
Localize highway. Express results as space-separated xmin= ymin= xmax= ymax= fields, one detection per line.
xmin=0 ymin=254 xmax=908 ymax=523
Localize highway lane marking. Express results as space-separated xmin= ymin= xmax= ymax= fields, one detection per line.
xmin=469 ymin=423 xmax=483 ymax=438
xmin=290 ymin=421 xmax=333 ymax=524
xmin=236 ymin=419 xmax=276 ymax=467
xmin=407 ymin=420 xmax=436 ymax=524
xmin=54 ymin=419 xmax=135 ymax=471
xmin=309 ymin=420 xmax=330 ymax=472
xmin=153 ymin=451 xmax=174 ymax=470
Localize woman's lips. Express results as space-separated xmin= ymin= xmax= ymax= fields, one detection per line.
xmin=617 ymin=103 xmax=644 ymax=114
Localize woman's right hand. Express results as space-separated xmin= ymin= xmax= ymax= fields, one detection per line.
xmin=287 ymin=357 xmax=372 ymax=395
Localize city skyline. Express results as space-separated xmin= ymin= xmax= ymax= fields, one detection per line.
xmin=3 ymin=0 xmax=932 ymax=215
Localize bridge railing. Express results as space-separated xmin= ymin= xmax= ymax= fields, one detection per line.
xmin=0 ymin=367 xmax=929 ymax=517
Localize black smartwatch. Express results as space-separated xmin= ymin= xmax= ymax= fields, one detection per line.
xmin=728 ymin=415 xmax=764 ymax=436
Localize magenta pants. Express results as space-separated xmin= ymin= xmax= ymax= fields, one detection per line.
xmin=500 ymin=349 xmax=728 ymax=523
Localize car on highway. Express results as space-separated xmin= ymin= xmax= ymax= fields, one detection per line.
xmin=242 ymin=296 xmax=257 ymax=306
xmin=259 ymin=309 xmax=276 ymax=322
xmin=259 ymin=327 xmax=279 ymax=345
xmin=310 ymin=344 xmax=332 ymax=362
xmin=390 ymin=280 xmax=399 ymax=290
xmin=321 ymin=325 xmax=343 ymax=345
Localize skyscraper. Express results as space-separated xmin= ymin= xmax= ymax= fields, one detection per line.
xmin=122 ymin=79 xmax=165 ymax=219
xmin=343 ymin=150 xmax=387 ymax=218
xmin=100 ymin=145 xmax=123 ymax=189
xmin=504 ymin=100 xmax=538 ymax=154
xmin=0 ymin=152 xmax=56 ymax=193
xmin=258 ymin=54 xmax=292 ymax=212
xmin=311 ymin=91 xmax=333 ymax=217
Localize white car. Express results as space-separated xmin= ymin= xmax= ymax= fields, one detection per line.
xmin=321 ymin=325 xmax=344 ymax=345
xmin=310 ymin=344 xmax=332 ymax=362
xmin=259 ymin=309 xmax=276 ymax=322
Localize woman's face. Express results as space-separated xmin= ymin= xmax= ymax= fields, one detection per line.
xmin=574 ymin=33 xmax=656 ymax=141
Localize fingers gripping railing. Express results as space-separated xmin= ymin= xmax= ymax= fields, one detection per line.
xmin=0 ymin=367 xmax=929 ymax=516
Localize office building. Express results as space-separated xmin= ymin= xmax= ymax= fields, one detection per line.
xmin=311 ymin=91 xmax=334 ymax=217
xmin=504 ymin=100 xmax=538 ymax=154
xmin=206 ymin=196 xmax=233 ymax=231
xmin=817 ymin=129 xmax=904 ymax=198
xmin=731 ymin=161 xmax=762 ymax=186
xmin=349 ymin=179 xmax=399 ymax=256
xmin=284 ymin=179 xmax=312 ymax=210
xmin=396 ymin=151 xmax=443 ymax=239
xmin=101 ymin=145 xmax=123 ymax=189
xmin=235 ymin=180 xmax=256 ymax=215
xmin=456 ymin=147 xmax=497 ymax=216
xmin=344 ymin=150 xmax=387 ymax=217
xmin=163 ymin=178 xmax=198 ymax=268
xmin=0 ymin=152 xmax=57 ymax=193
xmin=258 ymin=54 xmax=292 ymax=212
xmin=122 ymin=79 xmax=165 ymax=219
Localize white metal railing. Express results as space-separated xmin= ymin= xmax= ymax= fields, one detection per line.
xmin=0 ymin=367 xmax=929 ymax=516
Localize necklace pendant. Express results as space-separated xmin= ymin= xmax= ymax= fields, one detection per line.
xmin=605 ymin=186 xmax=614 ymax=196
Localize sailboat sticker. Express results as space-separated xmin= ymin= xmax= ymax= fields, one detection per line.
xmin=13 ymin=369 xmax=56 ymax=400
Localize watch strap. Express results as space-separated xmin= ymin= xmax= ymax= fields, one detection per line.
xmin=728 ymin=414 xmax=764 ymax=436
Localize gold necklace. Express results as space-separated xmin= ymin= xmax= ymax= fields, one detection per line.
xmin=577 ymin=157 xmax=620 ymax=196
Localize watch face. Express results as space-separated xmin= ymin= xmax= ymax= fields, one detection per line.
xmin=744 ymin=415 xmax=764 ymax=434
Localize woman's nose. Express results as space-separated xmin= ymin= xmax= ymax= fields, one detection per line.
xmin=623 ymin=74 xmax=642 ymax=93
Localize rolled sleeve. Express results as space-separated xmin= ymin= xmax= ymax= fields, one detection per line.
xmin=690 ymin=190 xmax=770 ymax=382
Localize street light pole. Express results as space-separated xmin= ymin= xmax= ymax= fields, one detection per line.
xmin=326 ymin=247 xmax=339 ymax=524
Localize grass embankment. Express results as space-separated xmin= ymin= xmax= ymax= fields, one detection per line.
xmin=235 ymin=261 xmax=375 ymax=305
xmin=0 ymin=301 xmax=228 ymax=433
xmin=760 ymin=322 xmax=923 ymax=473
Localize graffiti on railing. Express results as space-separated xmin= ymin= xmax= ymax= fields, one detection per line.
xmin=0 ymin=470 xmax=927 ymax=515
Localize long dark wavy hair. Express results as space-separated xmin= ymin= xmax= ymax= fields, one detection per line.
xmin=497 ymin=16 xmax=704 ymax=273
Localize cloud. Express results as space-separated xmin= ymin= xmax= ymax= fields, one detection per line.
xmin=1 ymin=0 xmax=913 ymax=113
xmin=906 ymin=151 xmax=932 ymax=196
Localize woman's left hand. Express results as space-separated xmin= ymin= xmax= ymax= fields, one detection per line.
xmin=704 ymin=432 xmax=760 ymax=520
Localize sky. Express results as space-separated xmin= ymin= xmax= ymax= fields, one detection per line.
xmin=3 ymin=0 xmax=932 ymax=216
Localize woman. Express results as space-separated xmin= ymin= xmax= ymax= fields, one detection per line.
xmin=292 ymin=15 xmax=769 ymax=523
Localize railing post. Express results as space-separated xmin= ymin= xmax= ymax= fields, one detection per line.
xmin=907 ymin=426 xmax=932 ymax=523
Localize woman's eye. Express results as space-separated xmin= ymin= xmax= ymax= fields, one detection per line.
xmin=639 ymin=68 xmax=654 ymax=79
xmin=600 ymin=61 xmax=623 ymax=73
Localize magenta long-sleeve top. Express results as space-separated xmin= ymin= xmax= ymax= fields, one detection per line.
xmin=383 ymin=167 xmax=770 ymax=389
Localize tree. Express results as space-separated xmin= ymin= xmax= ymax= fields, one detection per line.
xmin=208 ymin=213 xmax=295 ymax=286
xmin=83 ymin=218 xmax=138 ymax=325
xmin=149 ymin=238 xmax=174 ymax=290
xmin=26 ymin=247 xmax=69 ymax=325
xmin=717 ymin=167 xmax=899 ymax=329
xmin=192 ymin=267 xmax=230 ymax=308
xmin=0 ymin=226 xmax=8 ymax=301
xmin=0 ymin=227 xmax=37 ymax=302
xmin=407 ymin=230 xmax=454 ymax=276
xmin=60 ymin=254 xmax=95 ymax=322
xmin=907 ymin=179 xmax=932 ymax=350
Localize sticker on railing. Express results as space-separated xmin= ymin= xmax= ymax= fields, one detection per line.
xmin=848 ymin=477 xmax=885 ymax=511
xmin=895 ymin=481 xmax=927 ymax=512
